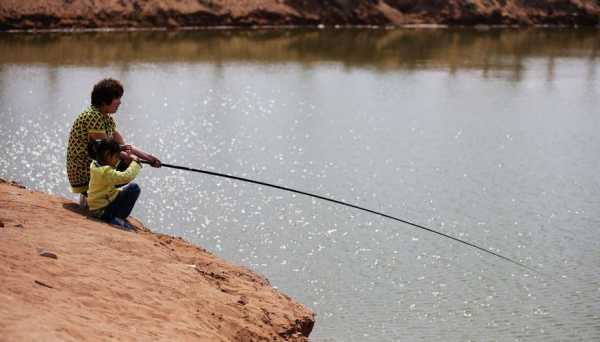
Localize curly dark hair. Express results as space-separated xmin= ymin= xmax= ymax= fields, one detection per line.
xmin=91 ymin=78 xmax=124 ymax=108
xmin=87 ymin=138 xmax=121 ymax=164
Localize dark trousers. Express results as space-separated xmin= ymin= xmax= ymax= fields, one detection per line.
xmin=101 ymin=183 xmax=141 ymax=221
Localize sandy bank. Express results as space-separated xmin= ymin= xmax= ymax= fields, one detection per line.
xmin=0 ymin=179 xmax=314 ymax=341
xmin=0 ymin=0 xmax=599 ymax=31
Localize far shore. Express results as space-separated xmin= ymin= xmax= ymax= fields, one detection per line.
xmin=1 ymin=1 xmax=599 ymax=31
xmin=4 ymin=23 xmax=600 ymax=34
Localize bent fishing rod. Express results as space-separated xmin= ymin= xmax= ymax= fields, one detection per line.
xmin=140 ymin=160 xmax=539 ymax=274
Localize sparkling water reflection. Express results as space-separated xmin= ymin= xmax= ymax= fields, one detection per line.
xmin=1 ymin=29 xmax=599 ymax=341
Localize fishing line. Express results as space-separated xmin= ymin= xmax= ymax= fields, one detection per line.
xmin=141 ymin=160 xmax=539 ymax=274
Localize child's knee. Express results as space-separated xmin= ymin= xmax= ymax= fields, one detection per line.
xmin=128 ymin=182 xmax=141 ymax=194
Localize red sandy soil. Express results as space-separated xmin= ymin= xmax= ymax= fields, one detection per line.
xmin=0 ymin=0 xmax=599 ymax=30
xmin=0 ymin=179 xmax=314 ymax=341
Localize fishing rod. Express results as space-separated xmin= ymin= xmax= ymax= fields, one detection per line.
xmin=140 ymin=160 xmax=539 ymax=274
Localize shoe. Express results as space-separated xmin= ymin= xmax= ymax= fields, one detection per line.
xmin=123 ymin=219 xmax=135 ymax=230
xmin=123 ymin=220 xmax=134 ymax=230
xmin=109 ymin=217 xmax=133 ymax=231
xmin=79 ymin=194 xmax=88 ymax=210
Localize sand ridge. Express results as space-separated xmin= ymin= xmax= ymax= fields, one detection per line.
xmin=0 ymin=0 xmax=599 ymax=30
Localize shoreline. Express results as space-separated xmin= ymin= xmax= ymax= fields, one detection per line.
xmin=0 ymin=178 xmax=315 ymax=341
xmin=2 ymin=24 xmax=599 ymax=34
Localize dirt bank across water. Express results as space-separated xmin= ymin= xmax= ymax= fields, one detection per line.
xmin=0 ymin=179 xmax=314 ymax=341
xmin=0 ymin=0 xmax=599 ymax=31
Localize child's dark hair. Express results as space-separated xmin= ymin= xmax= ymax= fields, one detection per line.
xmin=87 ymin=138 xmax=121 ymax=164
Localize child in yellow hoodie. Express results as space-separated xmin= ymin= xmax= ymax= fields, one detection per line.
xmin=87 ymin=138 xmax=142 ymax=230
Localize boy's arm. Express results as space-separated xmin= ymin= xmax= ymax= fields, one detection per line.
xmin=114 ymin=130 xmax=161 ymax=168
xmin=89 ymin=132 xmax=108 ymax=140
xmin=131 ymin=146 xmax=161 ymax=167
xmin=113 ymin=130 xmax=126 ymax=146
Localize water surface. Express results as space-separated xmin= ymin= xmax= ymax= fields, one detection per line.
xmin=1 ymin=28 xmax=599 ymax=341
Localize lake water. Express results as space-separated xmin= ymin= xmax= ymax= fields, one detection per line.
xmin=1 ymin=28 xmax=599 ymax=341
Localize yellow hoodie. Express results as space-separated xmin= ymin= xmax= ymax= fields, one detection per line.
xmin=87 ymin=160 xmax=141 ymax=215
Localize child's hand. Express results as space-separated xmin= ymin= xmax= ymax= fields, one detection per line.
xmin=130 ymin=155 xmax=140 ymax=162
xmin=119 ymin=151 xmax=133 ymax=163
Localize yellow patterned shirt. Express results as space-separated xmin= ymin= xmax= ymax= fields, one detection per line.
xmin=87 ymin=160 xmax=141 ymax=215
xmin=66 ymin=106 xmax=116 ymax=193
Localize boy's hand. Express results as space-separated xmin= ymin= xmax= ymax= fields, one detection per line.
xmin=120 ymin=144 xmax=133 ymax=153
xmin=147 ymin=155 xmax=161 ymax=168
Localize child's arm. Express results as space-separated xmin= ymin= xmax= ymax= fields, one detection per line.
xmin=102 ymin=159 xmax=142 ymax=186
